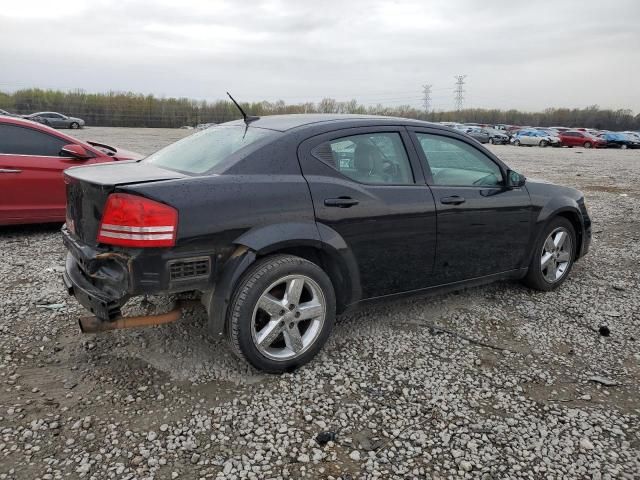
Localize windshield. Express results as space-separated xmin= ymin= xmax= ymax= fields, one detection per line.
xmin=145 ymin=125 xmax=277 ymax=174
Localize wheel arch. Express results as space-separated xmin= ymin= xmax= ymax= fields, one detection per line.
xmin=532 ymin=203 xmax=585 ymax=262
xmin=206 ymin=222 xmax=360 ymax=335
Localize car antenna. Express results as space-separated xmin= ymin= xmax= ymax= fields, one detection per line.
xmin=226 ymin=92 xmax=259 ymax=125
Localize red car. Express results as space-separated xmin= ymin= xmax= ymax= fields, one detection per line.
xmin=558 ymin=130 xmax=607 ymax=149
xmin=0 ymin=116 xmax=141 ymax=225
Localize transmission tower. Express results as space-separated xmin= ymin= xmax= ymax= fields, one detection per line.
xmin=454 ymin=75 xmax=467 ymax=111
xmin=422 ymin=84 xmax=432 ymax=113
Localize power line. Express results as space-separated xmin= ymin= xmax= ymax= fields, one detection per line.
xmin=422 ymin=84 xmax=432 ymax=113
xmin=454 ymin=75 xmax=467 ymax=111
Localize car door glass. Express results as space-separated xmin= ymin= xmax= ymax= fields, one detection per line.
xmin=416 ymin=133 xmax=503 ymax=187
xmin=311 ymin=132 xmax=414 ymax=185
xmin=0 ymin=124 xmax=68 ymax=156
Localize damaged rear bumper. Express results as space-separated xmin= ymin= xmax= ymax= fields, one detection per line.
xmin=63 ymin=252 xmax=129 ymax=320
xmin=61 ymin=225 xmax=221 ymax=322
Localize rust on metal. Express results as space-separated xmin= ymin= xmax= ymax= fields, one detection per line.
xmin=79 ymin=304 xmax=183 ymax=333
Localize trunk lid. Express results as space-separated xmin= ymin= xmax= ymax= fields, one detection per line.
xmin=64 ymin=161 xmax=186 ymax=245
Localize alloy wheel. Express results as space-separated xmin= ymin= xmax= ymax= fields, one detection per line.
xmin=251 ymin=274 xmax=326 ymax=361
xmin=540 ymin=227 xmax=573 ymax=283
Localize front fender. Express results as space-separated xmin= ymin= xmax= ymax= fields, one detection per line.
xmin=524 ymin=197 xmax=585 ymax=266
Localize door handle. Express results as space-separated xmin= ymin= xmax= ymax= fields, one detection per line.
xmin=0 ymin=168 xmax=22 ymax=173
xmin=324 ymin=197 xmax=359 ymax=208
xmin=440 ymin=195 xmax=465 ymax=205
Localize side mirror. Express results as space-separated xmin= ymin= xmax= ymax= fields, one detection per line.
xmin=506 ymin=169 xmax=526 ymax=188
xmin=60 ymin=144 xmax=91 ymax=160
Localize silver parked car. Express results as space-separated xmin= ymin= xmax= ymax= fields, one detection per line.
xmin=512 ymin=129 xmax=561 ymax=147
xmin=22 ymin=111 xmax=85 ymax=129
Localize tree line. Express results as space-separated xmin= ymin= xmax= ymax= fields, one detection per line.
xmin=1 ymin=88 xmax=638 ymax=131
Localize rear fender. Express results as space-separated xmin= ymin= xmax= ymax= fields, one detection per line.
xmin=206 ymin=222 xmax=362 ymax=334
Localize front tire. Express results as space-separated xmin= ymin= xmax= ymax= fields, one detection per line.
xmin=514 ymin=139 xmax=521 ymax=147
xmin=539 ymin=140 xmax=548 ymax=147
xmin=523 ymin=217 xmax=576 ymax=291
xmin=227 ymin=254 xmax=335 ymax=373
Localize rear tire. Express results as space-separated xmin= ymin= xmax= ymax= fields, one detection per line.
xmin=583 ymin=141 xmax=592 ymax=149
xmin=539 ymin=140 xmax=548 ymax=147
xmin=226 ymin=254 xmax=335 ymax=373
xmin=514 ymin=139 xmax=521 ymax=147
xmin=70 ymin=122 xmax=80 ymax=129
xmin=523 ymin=217 xmax=576 ymax=291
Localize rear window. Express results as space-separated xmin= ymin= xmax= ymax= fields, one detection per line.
xmin=144 ymin=125 xmax=277 ymax=174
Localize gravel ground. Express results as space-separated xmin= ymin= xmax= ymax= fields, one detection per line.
xmin=0 ymin=127 xmax=638 ymax=479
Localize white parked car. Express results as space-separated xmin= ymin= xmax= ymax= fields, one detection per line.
xmin=512 ymin=129 xmax=561 ymax=147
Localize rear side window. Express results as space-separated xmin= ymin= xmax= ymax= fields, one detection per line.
xmin=145 ymin=125 xmax=277 ymax=174
xmin=0 ymin=124 xmax=68 ymax=156
xmin=311 ymin=132 xmax=414 ymax=185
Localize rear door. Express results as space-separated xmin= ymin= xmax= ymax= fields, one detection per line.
xmin=48 ymin=113 xmax=65 ymax=128
xmin=298 ymin=126 xmax=437 ymax=300
xmin=521 ymin=130 xmax=535 ymax=145
xmin=0 ymin=123 xmax=95 ymax=223
xmin=409 ymin=128 xmax=532 ymax=283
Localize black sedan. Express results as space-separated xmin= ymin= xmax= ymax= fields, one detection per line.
xmin=598 ymin=132 xmax=640 ymax=149
xmin=457 ymin=126 xmax=491 ymax=144
xmin=62 ymin=114 xmax=592 ymax=372
xmin=483 ymin=128 xmax=510 ymax=145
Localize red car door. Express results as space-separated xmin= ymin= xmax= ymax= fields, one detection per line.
xmin=0 ymin=122 xmax=99 ymax=224
xmin=561 ymin=132 xmax=580 ymax=147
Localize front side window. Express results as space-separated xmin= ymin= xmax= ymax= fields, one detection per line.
xmin=416 ymin=133 xmax=503 ymax=187
xmin=311 ymin=132 xmax=414 ymax=185
xmin=145 ymin=125 xmax=278 ymax=174
xmin=0 ymin=124 xmax=68 ymax=156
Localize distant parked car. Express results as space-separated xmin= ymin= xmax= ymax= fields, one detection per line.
xmin=482 ymin=128 xmax=510 ymax=145
xmin=559 ymin=131 xmax=606 ymax=149
xmin=512 ymin=129 xmax=562 ymax=147
xmin=22 ymin=111 xmax=85 ymax=129
xmin=549 ymin=126 xmax=571 ymax=133
xmin=195 ymin=123 xmax=216 ymax=130
xmin=621 ymin=131 xmax=640 ymax=142
xmin=0 ymin=109 xmax=19 ymax=118
xmin=460 ymin=126 xmax=490 ymax=144
xmin=597 ymin=132 xmax=640 ymax=149
xmin=0 ymin=116 xmax=141 ymax=225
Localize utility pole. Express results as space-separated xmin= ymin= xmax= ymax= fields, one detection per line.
xmin=454 ymin=75 xmax=467 ymax=111
xmin=422 ymin=84 xmax=432 ymax=113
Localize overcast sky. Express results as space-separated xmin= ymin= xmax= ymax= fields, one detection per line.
xmin=1 ymin=0 xmax=639 ymax=112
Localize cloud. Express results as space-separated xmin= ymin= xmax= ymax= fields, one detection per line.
xmin=1 ymin=0 xmax=639 ymax=111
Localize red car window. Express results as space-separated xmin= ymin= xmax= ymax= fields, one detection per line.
xmin=0 ymin=124 xmax=68 ymax=157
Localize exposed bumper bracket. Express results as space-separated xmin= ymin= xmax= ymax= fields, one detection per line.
xmin=79 ymin=302 xmax=184 ymax=333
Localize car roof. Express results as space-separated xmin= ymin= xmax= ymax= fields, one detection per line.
xmin=224 ymin=113 xmax=448 ymax=133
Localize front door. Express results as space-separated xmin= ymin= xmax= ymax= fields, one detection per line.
xmin=299 ymin=127 xmax=437 ymax=300
xmin=0 ymin=123 xmax=90 ymax=223
xmin=410 ymin=129 xmax=532 ymax=283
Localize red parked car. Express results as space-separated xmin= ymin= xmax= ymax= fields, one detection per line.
xmin=558 ymin=130 xmax=607 ymax=149
xmin=0 ymin=116 xmax=141 ymax=225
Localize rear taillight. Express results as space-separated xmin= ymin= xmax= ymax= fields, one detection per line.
xmin=97 ymin=193 xmax=177 ymax=247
